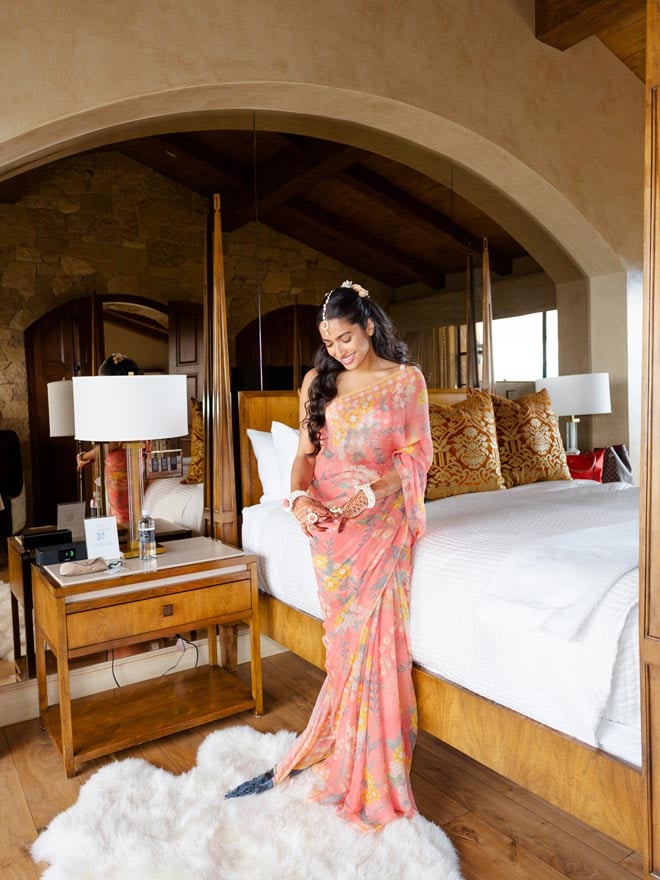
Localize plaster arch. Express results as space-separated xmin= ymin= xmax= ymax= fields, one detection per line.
xmin=0 ymin=82 xmax=622 ymax=284
xmin=0 ymin=82 xmax=633 ymax=456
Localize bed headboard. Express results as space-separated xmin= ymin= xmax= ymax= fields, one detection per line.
xmin=237 ymin=387 xmax=468 ymax=508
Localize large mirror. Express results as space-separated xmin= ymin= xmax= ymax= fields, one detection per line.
xmin=0 ymin=117 xmax=640 ymax=807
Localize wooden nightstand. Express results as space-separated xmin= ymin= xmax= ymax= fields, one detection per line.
xmin=33 ymin=536 xmax=262 ymax=777
xmin=7 ymin=520 xmax=194 ymax=681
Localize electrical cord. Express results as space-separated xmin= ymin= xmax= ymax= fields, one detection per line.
xmin=110 ymin=635 xmax=199 ymax=686
xmin=110 ymin=649 xmax=121 ymax=687
xmin=163 ymin=634 xmax=199 ymax=675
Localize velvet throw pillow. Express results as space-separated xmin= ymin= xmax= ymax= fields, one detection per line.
xmin=490 ymin=387 xmax=571 ymax=489
xmin=425 ymin=391 xmax=505 ymax=501
xmin=181 ymin=397 xmax=204 ymax=484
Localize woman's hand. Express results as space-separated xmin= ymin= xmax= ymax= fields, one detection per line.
xmin=337 ymin=487 xmax=371 ymax=532
xmin=76 ymin=451 xmax=91 ymax=472
xmin=292 ymin=496 xmax=334 ymax=537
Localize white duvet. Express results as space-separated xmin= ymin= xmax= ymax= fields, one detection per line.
xmin=242 ymin=479 xmax=640 ymax=765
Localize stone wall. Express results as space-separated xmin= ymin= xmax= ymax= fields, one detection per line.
xmin=0 ymin=151 xmax=208 ymax=507
xmin=224 ymin=222 xmax=392 ymax=363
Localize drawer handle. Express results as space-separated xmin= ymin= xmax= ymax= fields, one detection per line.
xmin=162 ymin=604 xmax=174 ymax=617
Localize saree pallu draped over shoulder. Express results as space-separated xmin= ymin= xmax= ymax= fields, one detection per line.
xmin=274 ymin=364 xmax=433 ymax=831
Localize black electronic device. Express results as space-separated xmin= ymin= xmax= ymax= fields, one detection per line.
xmin=35 ymin=541 xmax=88 ymax=566
xmin=21 ymin=528 xmax=73 ymax=550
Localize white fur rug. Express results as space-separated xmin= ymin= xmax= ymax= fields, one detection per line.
xmin=32 ymin=726 xmax=463 ymax=880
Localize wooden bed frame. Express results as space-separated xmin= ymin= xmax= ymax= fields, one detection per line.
xmin=237 ymin=388 xmax=643 ymax=852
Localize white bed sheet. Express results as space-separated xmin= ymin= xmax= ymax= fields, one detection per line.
xmin=143 ymin=475 xmax=204 ymax=535
xmin=242 ymin=479 xmax=641 ymax=767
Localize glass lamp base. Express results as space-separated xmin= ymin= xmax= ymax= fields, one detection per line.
xmin=565 ymin=419 xmax=580 ymax=455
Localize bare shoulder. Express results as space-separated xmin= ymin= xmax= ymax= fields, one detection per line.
xmin=300 ymin=368 xmax=318 ymax=398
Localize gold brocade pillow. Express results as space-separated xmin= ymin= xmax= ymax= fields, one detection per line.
xmin=181 ymin=397 xmax=204 ymax=484
xmin=490 ymin=388 xmax=571 ymax=489
xmin=426 ymin=392 xmax=505 ymax=500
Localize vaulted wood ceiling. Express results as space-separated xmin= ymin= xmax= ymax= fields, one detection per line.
xmin=114 ymin=131 xmax=524 ymax=289
xmin=0 ymin=129 xmax=526 ymax=289
xmin=535 ymin=0 xmax=646 ymax=81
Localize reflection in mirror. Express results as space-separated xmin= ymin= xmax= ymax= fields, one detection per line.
xmin=0 ymin=299 xmax=174 ymax=688
xmin=0 ymin=115 xmax=642 ymax=795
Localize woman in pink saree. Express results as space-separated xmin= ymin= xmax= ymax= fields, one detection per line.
xmin=227 ymin=282 xmax=432 ymax=831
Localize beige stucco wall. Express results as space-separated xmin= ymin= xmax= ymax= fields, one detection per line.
xmin=0 ymin=0 xmax=643 ymax=268
xmin=0 ymin=0 xmax=645 ymax=463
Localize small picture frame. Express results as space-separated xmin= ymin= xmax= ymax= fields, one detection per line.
xmin=145 ymin=448 xmax=183 ymax=480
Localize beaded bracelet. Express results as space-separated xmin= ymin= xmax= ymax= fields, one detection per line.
xmin=283 ymin=489 xmax=308 ymax=511
xmin=355 ymin=483 xmax=376 ymax=509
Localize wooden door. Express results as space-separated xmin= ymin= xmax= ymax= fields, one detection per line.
xmin=25 ymin=298 xmax=95 ymax=524
xmin=643 ymin=3 xmax=660 ymax=876
xmin=168 ymin=299 xmax=204 ymax=428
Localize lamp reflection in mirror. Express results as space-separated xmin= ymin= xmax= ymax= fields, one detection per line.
xmin=535 ymin=372 xmax=611 ymax=454
xmin=46 ymin=380 xmax=75 ymax=438
xmin=72 ymin=375 xmax=188 ymax=551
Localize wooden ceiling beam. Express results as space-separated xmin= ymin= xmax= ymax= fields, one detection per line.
xmin=339 ymin=166 xmax=512 ymax=276
xmin=223 ymin=142 xmax=364 ymax=231
xmin=151 ymin=134 xmax=247 ymax=189
xmin=535 ymin=0 xmax=644 ymax=51
xmin=283 ymin=199 xmax=444 ymax=288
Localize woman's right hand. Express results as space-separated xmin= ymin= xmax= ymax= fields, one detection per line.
xmin=292 ymin=496 xmax=334 ymax=537
xmin=76 ymin=452 xmax=90 ymax=472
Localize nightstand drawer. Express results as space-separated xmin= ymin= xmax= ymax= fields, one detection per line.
xmin=66 ymin=580 xmax=252 ymax=649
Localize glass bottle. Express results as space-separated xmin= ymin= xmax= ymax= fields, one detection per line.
xmin=90 ymin=476 xmax=103 ymax=517
xmin=138 ymin=509 xmax=156 ymax=559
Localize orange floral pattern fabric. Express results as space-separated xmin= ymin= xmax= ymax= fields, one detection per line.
xmin=490 ymin=388 xmax=571 ymax=488
xmin=104 ymin=445 xmax=129 ymax=524
xmin=426 ymin=391 xmax=504 ymax=500
xmin=181 ymin=397 xmax=204 ymax=484
xmin=274 ymin=364 xmax=433 ymax=831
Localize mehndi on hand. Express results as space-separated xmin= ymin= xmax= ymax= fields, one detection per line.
xmin=292 ymin=495 xmax=333 ymax=537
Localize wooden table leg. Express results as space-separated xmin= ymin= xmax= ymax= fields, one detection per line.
xmin=54 ymin=609 xmax=75 ymax=777
xmin=35 ymin=624 xmax=48 ymax=718
xmin=207 ymin=624 xmax=218 ymax=666
xmin=218 ymin=624 xmax=238 ymax=671
xmin=250 ymin=619 xmax=263 ymax=716
xmin=10 ymin=593 xmax=22 ymax=675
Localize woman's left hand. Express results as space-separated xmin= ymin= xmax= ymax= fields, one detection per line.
xmin=336 ymin=488 xmax=371 ymax=532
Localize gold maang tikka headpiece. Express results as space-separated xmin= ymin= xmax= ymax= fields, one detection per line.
xmin=320 ymin=280 xmax=370 ymax=331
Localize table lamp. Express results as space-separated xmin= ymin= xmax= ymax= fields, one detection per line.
xmin=46 ymin=380 xmax=75 ymax=437
xmin=72 ymin=375 xmax=188 ymax=551
xmin=535 ymin=372 xmax=611 ymax=454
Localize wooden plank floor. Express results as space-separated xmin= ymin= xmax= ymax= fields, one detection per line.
xmin=0 ymin=650 xmax=643 ymax=880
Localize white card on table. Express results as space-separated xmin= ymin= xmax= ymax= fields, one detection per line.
xmin=83 ymin=516 xmax=121 ymax=562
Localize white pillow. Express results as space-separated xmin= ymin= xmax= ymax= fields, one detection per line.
xmin=271 ymin=421 xmax=300 ymax=496
xmin=246 ymin=428 xmax=282 ymax=502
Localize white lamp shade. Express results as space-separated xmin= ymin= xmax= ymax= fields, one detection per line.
xmin=535 ymin=372 xmax=611 ymax=417
xmin=72 ymin=375 xmax=189 ymax=441
xmin=47 ymin=380 xmax=75 ymax=437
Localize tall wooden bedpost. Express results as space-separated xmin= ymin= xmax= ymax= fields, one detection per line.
xmin=204 ymin=193 xmax=238 ymax=547
xmin=643 ymin=3 xmax=660 ymax=875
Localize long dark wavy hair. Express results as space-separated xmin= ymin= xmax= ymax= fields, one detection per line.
xmin=304 ymin=285 xmax=412 ymax=454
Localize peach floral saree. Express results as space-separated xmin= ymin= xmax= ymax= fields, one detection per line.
xmin=274 ymin=364 xmax=433 ymax=830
